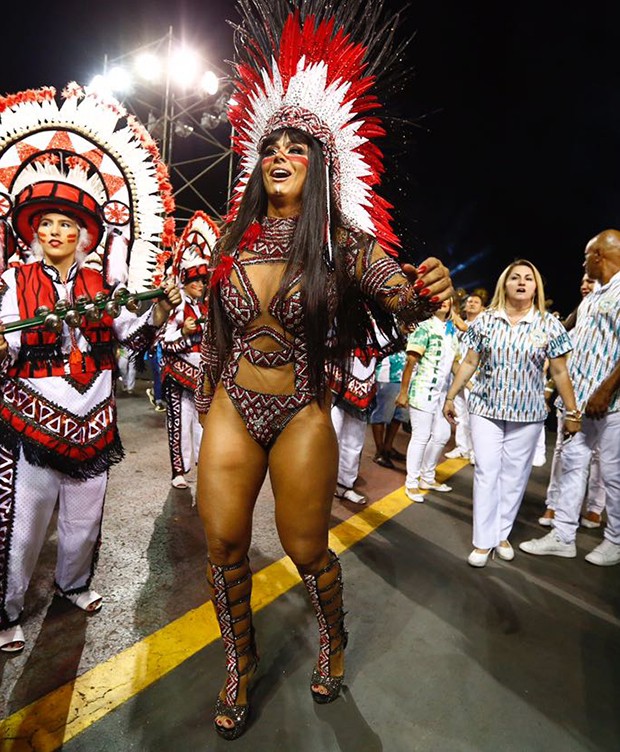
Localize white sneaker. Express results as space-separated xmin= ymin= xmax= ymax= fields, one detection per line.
xmin=419 ymin=480 xmax=452 ymax=492
xmin=468 ymin=549 xmax=491 ymax=567
xmin=171 ymin=475 xmax=189 ymax=489
xmin=335 ymin=485 xmax=366 ymax=505
xmin=445 ymin=448 xmax=466 ymax=459
xmin=519 ymin=531 xmax=576 ymax=558
xmin=404 ymin=486 xmax=425 ymax=502
xmin=538 ymin=514 xmax=554 ymax=527
xmin=585 ymin=539 xmax=620 ymax=566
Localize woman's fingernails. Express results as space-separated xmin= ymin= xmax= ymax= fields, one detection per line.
xmin=430 ymin=296 xmax=440 ymax=303
xmin=420 ymin=288 xmax=431 ymax=297
xmin=417 ymin=265 xmax=427 ymax=274
xmin=413 ymin=279 xmax=425 ymax=289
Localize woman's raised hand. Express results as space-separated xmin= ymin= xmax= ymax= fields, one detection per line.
xmin=402 ymin=258 xmax=453 ymax=304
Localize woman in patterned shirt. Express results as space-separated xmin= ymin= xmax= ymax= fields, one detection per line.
xmin=443 ymin=260 xmax=580 ymax=567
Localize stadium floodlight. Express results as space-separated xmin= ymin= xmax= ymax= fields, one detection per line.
xmin=135 ymin=52 xmax=163 ymax=84
xmin=200 ymin=71 xmax=219 ymax=96
xmin=106 ymin=66 xmax=132 ymax=94
xmin=170 ymin=48 xmax=201 ymax=88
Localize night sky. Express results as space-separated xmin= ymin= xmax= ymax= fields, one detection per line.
xmin=2 ymin=0 xmax=618 ymax=313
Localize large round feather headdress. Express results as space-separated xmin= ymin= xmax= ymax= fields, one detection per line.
xmin=171 ymin=210 xmax=220 ymax=285
xmin=227 ymin=0 xmax=410 ymax=255
xmin=0 ymin=83 xmax=175 ymax=291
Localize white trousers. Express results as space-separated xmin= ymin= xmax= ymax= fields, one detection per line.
xmin=544 ymin=415 xmax=605 ymax=514
xmin=454 ymin=392 xmax=473 ymax=455
xmin=117 ymin=352 xmax=136 ymax=392
xmin=469 ymin=415 xmax=542 ymax=549
xmin=405 ymin=404 xmax=451 ymax=488
xmin=533 ymin=424 xmax=547 ymax=467
xmin=331 ymin=405 xmax=367 ymax=488
xmin=553 ymin=412 xmax=620 ymax=544
xmin=1 ymin=449 xmax=108 ymax=626
xmin=180 ymin=390 xmax=203 ymax=470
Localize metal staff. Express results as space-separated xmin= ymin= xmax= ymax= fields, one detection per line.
xmin=2 ymin=288 xmax=166 ymax=334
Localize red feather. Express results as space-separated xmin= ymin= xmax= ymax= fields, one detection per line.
xmin=210 ymin=255 xmax=234 ymax=288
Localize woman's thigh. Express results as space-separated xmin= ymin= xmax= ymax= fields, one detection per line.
xmin=196 ymin=385 xmax=268 ymax=560
xmin=268 ymin=401 xmax=339 ymax=570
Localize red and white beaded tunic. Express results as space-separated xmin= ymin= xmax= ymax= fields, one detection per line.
xmin=0 ymin=261 xmax=160 ymax=479
xmin=161 ymin=293 xmax=208 ymax=392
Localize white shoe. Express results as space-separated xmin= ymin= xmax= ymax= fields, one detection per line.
xmin=580 ymin=511 xmax=602 ymax=529
xmin=419 ymin=480 xmax=452 ymax=492
xmin=519 ymin=531 xmax=576 ymax=558
xmin=0 ymin=624 xmax=25 ymax=653
xmin=59 ymin=589 xmax=103 ymax=612
xmin=334 ymin=485 xmax=366 ymax=504
xmin=538 ymin=514 xmax=554 ymax=527
xmin=404 ymin=486 xmax=425 ymax=502
xmin=444 ymin=448 xmax=466 ymax=459
xmin=585 ymin=539 xmax=620 ymax=566
xmin=468 ymin=548 xmax=491 ymax=567
xmin=495 ymin=542 xmax=515 ymax=561
xmin=172 ymin=475 xmax=189 ymax=489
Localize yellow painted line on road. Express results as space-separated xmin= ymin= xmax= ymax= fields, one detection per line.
xmin=0 ymin=458 xmax=468 ymax=750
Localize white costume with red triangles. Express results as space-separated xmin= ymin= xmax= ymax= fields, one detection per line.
xmin=161 ymin=293 xmax=208 ymax=478
xmin=0 ymin=261 xmax=161 ymax=626
xmin=0 ymin=83 xmax=176 ymax=635
xmin=160 ymin=211 xmax=217 ymax=482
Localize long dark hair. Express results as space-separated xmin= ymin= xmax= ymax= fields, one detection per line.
xmin=208 ymin=127 xmax=391 ymax=402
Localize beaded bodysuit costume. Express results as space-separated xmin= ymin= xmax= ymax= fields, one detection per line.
xmin=196 ymin=216 xmax=430 ymax=448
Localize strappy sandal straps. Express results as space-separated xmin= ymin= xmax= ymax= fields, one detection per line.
xmin=302 ymin=549 xmax=347 ymax=703
xmin=208 ymin=557 xmax=257 ymax=739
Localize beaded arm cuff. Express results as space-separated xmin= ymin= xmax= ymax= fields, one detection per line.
xmin=343 ymin=231 xmax=437 ymax=325
xmin=195 ymin=329 xmax=220 ymax=414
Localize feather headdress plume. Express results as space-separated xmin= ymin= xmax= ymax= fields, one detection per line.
xmin=227 ymin=0 xmax=410 ymax=255
xmin=0 ymin=83 xmax=175 ymax=290
xmin=170 ymin=210 xmax=220 ymax=285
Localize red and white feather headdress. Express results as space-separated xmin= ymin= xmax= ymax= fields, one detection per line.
xmin=227 ymin=0 xmax=409 ymax=255
xmin=0 ymin=83 xmax=175 ymax=290
xmin=170 ymin=210 xmax=220 ymax=285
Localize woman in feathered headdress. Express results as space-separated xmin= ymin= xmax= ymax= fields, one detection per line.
xmin=195 ymin=1 xmax=453 ymax=738
xmin=0 ymin=84 xmax=181 ymax=654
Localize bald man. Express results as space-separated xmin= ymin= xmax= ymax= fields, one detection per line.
xmin=520 ymin=230 xmax=620 ymax=565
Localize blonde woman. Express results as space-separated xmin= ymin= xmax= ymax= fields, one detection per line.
xmin=443 ymin=260 xmax=580 ymax=566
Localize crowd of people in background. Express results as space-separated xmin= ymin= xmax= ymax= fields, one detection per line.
xmin=111 ymin=241 xmax=620 ymax=577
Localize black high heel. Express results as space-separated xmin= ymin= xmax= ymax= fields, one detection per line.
xmin=208 ymin=558 xmax=258 ymax=740
xmin=302 ymin=550 xmax=348 ymax=704
xmin=212 ymin=655 xmax=258 ymax=740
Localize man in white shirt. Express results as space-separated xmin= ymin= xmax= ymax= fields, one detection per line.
xmin=521 ymin=230 xmax=620 ymax=565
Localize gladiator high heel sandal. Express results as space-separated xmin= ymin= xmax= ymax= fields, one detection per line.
xmin=208 ymin=558 xmax=258 ymax=741
xmin=302 ymin=549 xmax=348 ymax=704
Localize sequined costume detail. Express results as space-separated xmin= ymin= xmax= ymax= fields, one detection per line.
xmin=197 ymin=216 xmax=432 ymax=447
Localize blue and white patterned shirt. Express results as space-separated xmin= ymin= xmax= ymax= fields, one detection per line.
xmin=566 ymin=271 xmax=620 ymax=413
xmin=464 ymin=307 xmax=572 ymax=422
